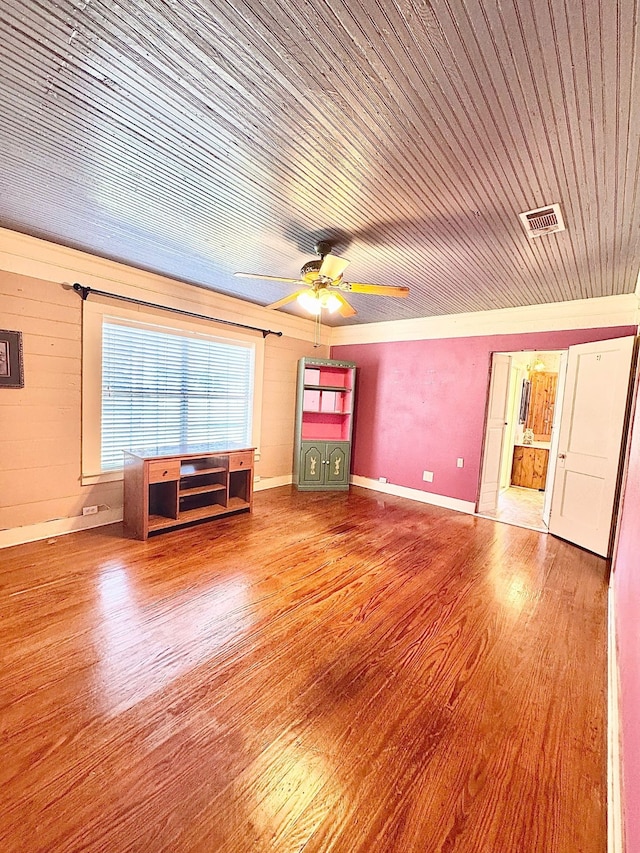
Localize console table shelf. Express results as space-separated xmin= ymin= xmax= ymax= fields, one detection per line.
xmin=123 ymin=445 xmax=255 ymax=540
xmin=179 ymin=483 xmax=227 ymax=497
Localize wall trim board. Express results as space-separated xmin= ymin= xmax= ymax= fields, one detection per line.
xmin=351 ymin=475 xmax=476 ymax=514
xmin=0 ymin=227 xmax=330 ymax=346
xmin=0 ymin=508 xmax=123 ymax=549
xmin=329 ymin=294 xmax=640 ymax=346
xmin=0 ymin=477 xmax=295 ymax=548
xmin=254 ymin=474 xmax=293 ymax=491
xmin=608 ymin=582 xmax=624 ymax=853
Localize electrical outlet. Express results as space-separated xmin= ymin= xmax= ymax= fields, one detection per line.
xmin=82 ymin=505 xmax=98 ymax=516
xmin=457 ymin=458 xmax=464 ymax=468
xmin=423 ymin=471 xmax=434 ymax=483
xmin=378 ymin=476 xmax=388 ymax=483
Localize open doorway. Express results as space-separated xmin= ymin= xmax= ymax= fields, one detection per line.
xmin=478 ymin=349 xmax=567 ymax=532
xmin=478 ymin=336 xmax=635 ymax=555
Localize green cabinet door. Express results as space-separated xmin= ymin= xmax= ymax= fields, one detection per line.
xmin=300 ymin=443 xmax=324 ymax=485
xmin=325 ymin=444 xmax=350 ymax=487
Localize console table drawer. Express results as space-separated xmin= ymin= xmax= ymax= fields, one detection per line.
xmin=228 ymin=451 xmax=253 ymax=471
xmin=148 ymin=460 xmax=181 ymax=483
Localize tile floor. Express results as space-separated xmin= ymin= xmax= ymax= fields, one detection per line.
xmin=482 ymin=486 xmax=547 ymax=532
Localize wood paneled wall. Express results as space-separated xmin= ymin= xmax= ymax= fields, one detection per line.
xmin=0 ymin=270 xmax=325 ymax=533
xmin=525 ymin=371 xmax=558 ymax=440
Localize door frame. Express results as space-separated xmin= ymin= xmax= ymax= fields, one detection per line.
xmin=476 ymin=347 xmax=567 ymax=522
xmin=477 ymin=339 xmax=637 ymax=555
xmin=542 ymin=351 xmax=568 ymax=527
xmin=476 ymin=353 xmax=512 ymax=514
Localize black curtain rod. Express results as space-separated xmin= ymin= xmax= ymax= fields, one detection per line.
xmin=72 ymin=283 xmax=283 ymax=338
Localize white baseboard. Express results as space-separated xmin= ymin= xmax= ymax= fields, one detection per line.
xmin=350 ymin=475 xmax=476 ymax=515
xmin=608 ymin=581 xmax=624 ymax=853
xmin=253 ymin=474 xmax=293 ymax=491
xmin=0 ymin=477 xmax=295 ymax=549
xmin=0 ymin=507 xmax=123 ymax=549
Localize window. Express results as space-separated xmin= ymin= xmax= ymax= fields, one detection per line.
xmin=81 ymin=301 xmax=263 ymax=484
xmin=100 ymin=320 xmax=254 ymax=470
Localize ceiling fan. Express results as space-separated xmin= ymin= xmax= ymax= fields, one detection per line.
xmin=234 ymin=241 xmax=410 ymax=317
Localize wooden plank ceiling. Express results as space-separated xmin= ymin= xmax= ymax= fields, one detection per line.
xmin=1 ymin=0 xmax=639 ymax=325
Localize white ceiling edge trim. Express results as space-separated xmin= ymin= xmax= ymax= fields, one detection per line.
xmin=0 ymin=227 xmax=331 ymax=347
xmin=329 ymin=293 xmax=640 ymax=346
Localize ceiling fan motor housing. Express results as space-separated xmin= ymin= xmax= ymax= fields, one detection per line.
xmin=314 ymin=240 xmax=333 ymax=258
xmin=301 ymin=259 xmax=329 ymax=286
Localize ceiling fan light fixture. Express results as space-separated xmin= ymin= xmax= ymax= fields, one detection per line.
xmin=318 ymin=290 xmax=342 ymax=313
xmin=297 ymin=289 xmax=342 ymax=315
xmin=297 ymin=290 xmax=322 ymax=315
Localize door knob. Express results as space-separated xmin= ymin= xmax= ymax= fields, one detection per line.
xmin=558 ymin=453 xmax=566 ymax=459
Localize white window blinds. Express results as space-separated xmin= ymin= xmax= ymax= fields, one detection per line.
xmin=101 ymin=320 xmax=254 ymax=471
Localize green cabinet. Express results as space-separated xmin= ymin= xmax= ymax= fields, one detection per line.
xmin=298 ymin=441 xmax=351 ymax=489
xmin=299 ymin=442 xmax=324 ymax=485
xmin=293 ymin=357 xmax=356 ymax=492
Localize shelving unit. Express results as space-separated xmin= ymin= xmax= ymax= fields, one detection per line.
xmin=123 ymin=445 xmax=254 ymax=540
xmin=293 ymin=357 xmax=356 ymax=491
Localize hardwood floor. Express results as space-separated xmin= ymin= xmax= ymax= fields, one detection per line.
xmin=0 ymin=486 xmax=608 ymax=852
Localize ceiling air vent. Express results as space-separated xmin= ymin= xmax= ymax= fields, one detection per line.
xmin=518 ymin=203 xmax=565 ymax=238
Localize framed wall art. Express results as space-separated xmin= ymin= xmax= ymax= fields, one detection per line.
xmin=0 ymin=330 xmax=24 ymax=388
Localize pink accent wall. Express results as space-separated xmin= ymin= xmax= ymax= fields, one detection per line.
xmin=332 ymin=325 xmax=636 ymax=503
xmin=613 ymin=368 xmax=640 ymax=853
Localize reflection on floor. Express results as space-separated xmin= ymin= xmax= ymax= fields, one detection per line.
xmin=484 ymin=486 xmax=547 ymax=532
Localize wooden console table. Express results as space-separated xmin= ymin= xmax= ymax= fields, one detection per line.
xmin=123 ymin=444 xmax=255 ymax=540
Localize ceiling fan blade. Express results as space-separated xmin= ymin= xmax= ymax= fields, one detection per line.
xmin=267 ymin=289 xmax=308 ymax=310
xmin=318 ymin=253 xmax=350 ymax=281
xmin=341 ymin=282 xmax=410 ymax=297
xmin=334 ymin=292 xmax=357 ymax=317
xmin=234 ymin=272 xmax=301 ymax=284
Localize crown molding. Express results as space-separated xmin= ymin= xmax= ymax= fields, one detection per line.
xmin=0 ymin=227 xmax=331 ymax=346
xmin=3 ymin=228 xmax=636 ymax=349
xmin=329 ymin=293 xmax=640 ymax=346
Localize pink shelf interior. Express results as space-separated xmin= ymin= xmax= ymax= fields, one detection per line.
xmin=301 ymin=414 xmax=350 ymax=441
xmin=304 ymin=366 xmax=352 ymax=389
xmin=303 ymin=388 xmax=351 ymax=413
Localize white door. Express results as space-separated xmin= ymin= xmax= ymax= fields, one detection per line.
xmin=542 ymin=351 xmax=568 ymax=527
xmin=500 ymin=364 xmax=524 ymax=491
xmin=477 ymin=354 xmax=511 ymax=514
xmin=548 ymin=336 xmax=636 ymax=557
